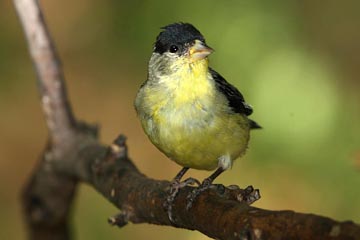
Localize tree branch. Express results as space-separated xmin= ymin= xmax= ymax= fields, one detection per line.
xmin=15 ymin=0 xmax=360 ymax=239
xmin=14 ymin=0 xmax=76 ymax=148
xmin=14 ymin=0 xmax=77 ymax=239
xmin=69 ymin=135 xmax=360 ymax=240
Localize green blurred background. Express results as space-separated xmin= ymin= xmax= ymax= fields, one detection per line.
xmin=1 ymin=0 xmax=359 ymax=239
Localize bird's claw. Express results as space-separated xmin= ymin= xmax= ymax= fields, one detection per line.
xmin=164 ymin=177 xmax=200 ymax=223
xmin=186 ymin=178 xmax=213 ymax=210
xmin=186 ymin=182 xmax=261 ymax=210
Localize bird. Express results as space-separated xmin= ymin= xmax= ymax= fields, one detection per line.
xmin=135 ymin=22 xmax=261 ymax=220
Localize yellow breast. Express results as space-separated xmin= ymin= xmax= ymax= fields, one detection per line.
xmin=135 ymin=59 xmax=250 ymax=170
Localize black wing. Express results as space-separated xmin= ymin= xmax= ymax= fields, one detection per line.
xmin=210 ymin=68 xmax=253 ymax=116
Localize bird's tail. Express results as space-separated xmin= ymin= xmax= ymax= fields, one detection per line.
xmin=249 ymin=119 xmax=262 ymax=129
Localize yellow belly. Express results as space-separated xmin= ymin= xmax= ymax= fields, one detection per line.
xmin=140 ymin=102 xmax=250 ymax=170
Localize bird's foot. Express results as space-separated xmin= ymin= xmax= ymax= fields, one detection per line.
xmin=186 ymin=182 xmax=261 ymax=210
xmin=164 ymin=177 xmax=200 ymax=223
xmin=186 ymin=177 xmax=214 ymax=210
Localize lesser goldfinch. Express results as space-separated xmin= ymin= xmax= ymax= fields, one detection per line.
xmin=135 ymin=23 xmax=260 ymax=217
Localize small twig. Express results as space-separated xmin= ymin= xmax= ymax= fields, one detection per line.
xmin=109 ymin=135 xmax=128 ymax=159
xmin=108 ymin=212 xmax=129 ymax=228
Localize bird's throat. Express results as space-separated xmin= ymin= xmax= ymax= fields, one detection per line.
xmin=170 ymin=58 xmax=212 ymax=103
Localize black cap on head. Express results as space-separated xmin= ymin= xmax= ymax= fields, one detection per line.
xmin=154 ymin=23 xmax=205 ymax=54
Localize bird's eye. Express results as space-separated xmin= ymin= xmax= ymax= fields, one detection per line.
xmin=169 ymin=45 xmax=179 ymax=53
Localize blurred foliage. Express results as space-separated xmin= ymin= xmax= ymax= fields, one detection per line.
xmin=0 ymin=0 xmax=359 ymax=239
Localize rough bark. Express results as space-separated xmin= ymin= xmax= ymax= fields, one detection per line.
xmin=15 ymin=0 xmax=360 ymax=239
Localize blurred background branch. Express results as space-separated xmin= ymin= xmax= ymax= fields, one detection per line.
xmin=14 ymin=0 xmax=79 ymax=239
xmin=14 ymin=0 xmax=76 ymax=148
xmin=1 ymin=0 xmax=360 ymax=239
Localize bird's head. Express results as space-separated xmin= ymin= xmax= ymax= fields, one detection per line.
xmin=154 ymin=22 xmax=213 ymax=62
xmin=149 ymin=23 xmax=213 ymax=77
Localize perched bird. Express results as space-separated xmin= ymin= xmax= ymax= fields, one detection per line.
xmin=135 ymin=23 xmax=260 ymax=218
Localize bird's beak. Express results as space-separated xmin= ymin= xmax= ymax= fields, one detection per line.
xmin=189 ymin=40 xmax=213 ymax=61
